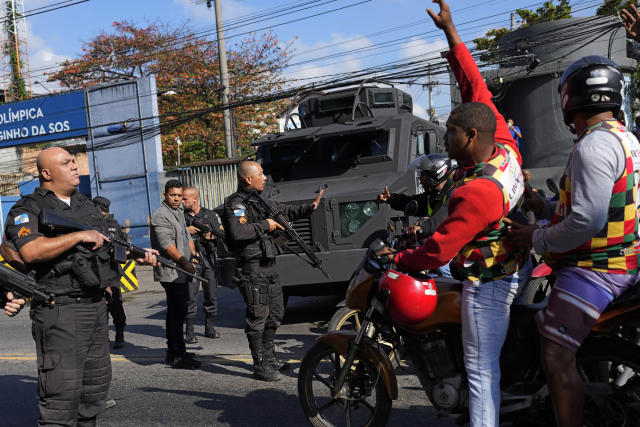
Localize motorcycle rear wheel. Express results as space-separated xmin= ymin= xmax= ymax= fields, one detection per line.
xmin=298 ymin=342 xmax=392 ymax=427
xmin=576 ymin=337 xmax=640 ymax=427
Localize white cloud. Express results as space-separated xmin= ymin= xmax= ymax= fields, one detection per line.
xmin=400 ymin=37 xmax=447 ymax=60
xmin=284 ymin=33 xmax=375 ymax=85
xmin=25 ymin=22 xmax=68 ymax=93
xmin=173 ymin=0 xmax=253 ymax=23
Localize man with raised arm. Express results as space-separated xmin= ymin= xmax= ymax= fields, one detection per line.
xmin=379 ymin=2 xmax=526 ymax=425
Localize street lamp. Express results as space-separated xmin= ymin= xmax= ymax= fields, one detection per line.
xmin=176 ymin=137 xmax=182 ymax=165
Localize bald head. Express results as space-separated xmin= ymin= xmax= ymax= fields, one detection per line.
xmin=237 ymin=161 xmax=266 ymax=192
xmin=182 ymin=186 xmax=200 ymax=213
xmin=36 ymin=147 xmax=80 ymax=197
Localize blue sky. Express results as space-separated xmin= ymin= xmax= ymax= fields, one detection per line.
xmin=25 ymin=0 xmax=605 ymax=119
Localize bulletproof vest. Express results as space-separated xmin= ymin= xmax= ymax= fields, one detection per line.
xmin=185 ymin=210 xmax=216 ymax=256
xmin=27 ymin=193 xmax=119 ymax=296
xmin=226 ymin=191 xmax=277 ymax=263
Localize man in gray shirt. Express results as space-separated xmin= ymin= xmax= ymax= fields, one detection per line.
xmin=508 ymin=56 xmax=640 ymax=426
xmin=151 ymin=179 xmax=201 ymax=369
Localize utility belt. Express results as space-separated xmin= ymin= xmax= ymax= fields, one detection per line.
xmin=33 ymin=289 xmax=105 ymax=307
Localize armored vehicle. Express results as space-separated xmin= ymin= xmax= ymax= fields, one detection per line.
xmin=252 ymin=82 xmax=445 ymax=296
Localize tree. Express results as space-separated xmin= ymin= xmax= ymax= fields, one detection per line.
xmin=472 ymin=0 xmax=572 ymax=61
xmin=47 ymin=21 xmax=291 ymax=164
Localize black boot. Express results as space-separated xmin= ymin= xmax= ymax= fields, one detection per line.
xmin=185 ymin=318 xmax=198 ymax=344
xmin=204 ymin=315 xmax=220 ymax=339
xmin=248 ymin=336 xmax=279 ymax=382
xmin=263 ymin=328 xmax=290 ymax=371
xmin=113 ymin=325 xmax=125 ymax=349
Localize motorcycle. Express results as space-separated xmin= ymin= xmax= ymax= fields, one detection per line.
xmin=297 ymin=239 xmax=640 ymax=426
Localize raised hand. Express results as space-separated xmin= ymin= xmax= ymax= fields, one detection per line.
xmin=312 ymin=188 xmax=324 ymax=211
xmin=426 ymin=0 xmax=453 ymax=30
xmin=377 ymin=186 xmax=392 ymax=203
xmin=622 ymin=5 xmax=640 ymax=42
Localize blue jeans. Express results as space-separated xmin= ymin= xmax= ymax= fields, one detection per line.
xmin=461 ymin=269 xmax=526 ymax=427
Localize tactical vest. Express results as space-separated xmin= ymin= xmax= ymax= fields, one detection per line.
xmin=27 ymin=192 xmax=118 ymax=296
xmin=546 ymin=120 xmax=640 ymax=273
xmin=225 ymin=190 xmax=277 ymax=263
xmin=452 ymin=144 xmax=526 ymax=282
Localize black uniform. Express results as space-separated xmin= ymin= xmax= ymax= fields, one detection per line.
xmin=5 ymin=187 xmax=118 ymax=426
xmin=387 ymin=190 xmax=450 ymax=235
xmin=184 ymin=208 xmax=222 ymax=324
xmin=224 ymin=188 xmax=313 ymax=373
xmin=103 ymin=213 xmax=127 ymax=339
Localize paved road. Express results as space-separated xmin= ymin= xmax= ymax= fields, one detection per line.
xmin=0 ymin=266 xmax=457 ymax=426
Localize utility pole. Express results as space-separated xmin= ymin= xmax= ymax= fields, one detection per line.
xmin=424 ymin=66 xmax=438 ymax=122
xmin=510 ymin=12 xmax=515 ymax=31
xmin=208 ymin=0 xmax=236 ymax=158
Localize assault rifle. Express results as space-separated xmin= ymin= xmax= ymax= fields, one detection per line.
xmin=0 ymin=262 xmax=54 ymax=305
xmin=187 ymin=218 xmax=226 ymax=240
xmin=245 ymin=190 xmax=330 ymax=279
xmin=39 ymin=209 xmax=208 ymax=284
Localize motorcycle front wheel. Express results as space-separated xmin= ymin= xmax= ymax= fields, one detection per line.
xmin=297 ymin=342 xmax=392 ymax=427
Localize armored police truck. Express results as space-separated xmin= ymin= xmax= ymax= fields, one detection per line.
xmin=253 ymin=83 xmax=444 ymax=296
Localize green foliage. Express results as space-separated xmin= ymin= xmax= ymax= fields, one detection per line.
xmin=46 ymin=21 xmax=291 ymax=165
xmin=473 ymin=0 xmax=572 ymax=62
xmin=597 ymin=0 xmax=634 ymax=16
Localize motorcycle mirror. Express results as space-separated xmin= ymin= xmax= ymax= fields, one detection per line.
xmin=546 ymin=178 xmax=558 ymax=195
xmin=387 ymin=220 xmax=396 ymax=233
xmin=404 ymin=200 xmax=419 ymax=217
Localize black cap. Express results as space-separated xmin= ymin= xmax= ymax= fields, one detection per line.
xmin=93 ymin=196 xmax=111 ymax=213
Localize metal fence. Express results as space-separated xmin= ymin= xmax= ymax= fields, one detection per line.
xmin=175 ymin=160 xmax=240 ymax=210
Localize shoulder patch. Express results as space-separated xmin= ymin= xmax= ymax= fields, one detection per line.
xmin=14 ymin=213 xmax=29 ymax=225
xmin=233 ymin=209 xmax=245 ymax=217
xmin=17 ymin=226 xmax=31 ymax=238
xmin=232 ymin=203 xmax=246 ymax=211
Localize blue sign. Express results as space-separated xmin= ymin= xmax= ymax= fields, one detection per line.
xmin=0 ymin=91 xmax=87 ymax=147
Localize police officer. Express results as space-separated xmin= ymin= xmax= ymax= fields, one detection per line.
xmin=225 ymin=161 xmax=323 ymax=381
xmin=378 ymin=153 xmax=457 ymax=235
xmin=94 ymin=196 xmax=128 ymax=349
xmin=182 ymin=186 xmax=223 ymax=341
xmin=4 ymin=147 xmax=157 ymax=426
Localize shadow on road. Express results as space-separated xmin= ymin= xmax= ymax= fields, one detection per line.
xmin=0 ymin=375 xmax=39 ymax=426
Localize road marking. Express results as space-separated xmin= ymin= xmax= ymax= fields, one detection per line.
xmin=0 ymin=354 xmax=302 ymax=364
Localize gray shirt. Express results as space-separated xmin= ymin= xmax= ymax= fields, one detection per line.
xmin=533 ymin=129 xmax=634 ymax=254
xmin=150 ymin=201 xmax=193 ymax=283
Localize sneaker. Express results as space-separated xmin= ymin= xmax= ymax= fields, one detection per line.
xmin=172 ymin=356 xmax=201 ymax=370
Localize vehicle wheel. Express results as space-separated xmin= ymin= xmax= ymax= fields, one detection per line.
xmin=328 ymin=307 xmax=398 ymax=362
xmin=523 ymin=276 xmax=553 ymax=305
xmin=298 ymin=342 xmax=392 ymax=427
xmin=576 ymin=337 xmax=640 ymax=427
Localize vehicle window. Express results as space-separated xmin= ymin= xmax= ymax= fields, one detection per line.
xmin=260 ymin=130 xmax=391 ymax=182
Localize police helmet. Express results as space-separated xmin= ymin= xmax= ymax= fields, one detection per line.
xmin=558 ymin=55 xmax=624 ymax=126
xmin=411 ymin=153 xmax=457 ymax=188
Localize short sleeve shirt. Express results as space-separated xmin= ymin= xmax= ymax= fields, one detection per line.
xmin=5 ymin=187 xmax=97 ymax=251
